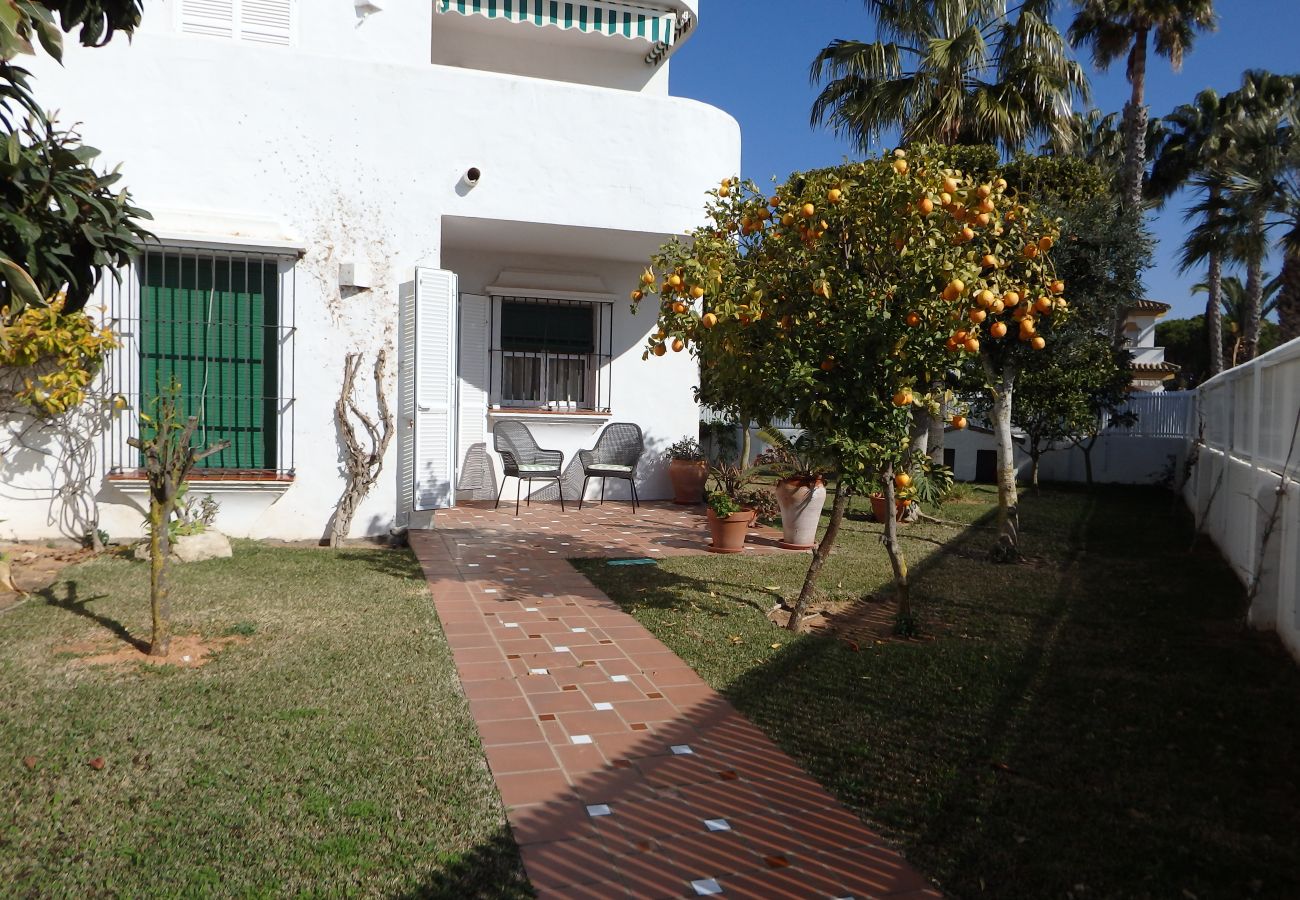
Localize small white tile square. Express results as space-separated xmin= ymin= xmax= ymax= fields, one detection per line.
xmin=484 ymin=589 xmax=499 ymax=594
xmin=610 ymin=675 xmax=630 ymax=683
xmin=554 ymin=646 xmax=570 ymax=653
xmin=503 ymin=622 xmax=519 ymax=628
xmin=571 ymin=627 xmax=587 ymax=633
xmin=524 ymin=607 xmax=539 ymax=612
xmin=519 ymin=567 xmax=531 ymax=571
xmin=691 ymin=879 xmax=722 ymax=896
xmin=593 ymin=702 xmax=614 ymax=711
xmin=571 ymin=734 xmax=593 ymax=745
xmin=671 ymin=745 xmax=694 ymax=755
xmin=586 ymin=804 xmax=611 ymax=817
xmin=529 ymin=668 xmax=549 ymax=676
xmin=543 ymin=593 xmax=555 ymax=598
xmin=467 ymin=563 xmax=479 ymax=567
xmin=704 ymin=818 xmax=731 ymax=832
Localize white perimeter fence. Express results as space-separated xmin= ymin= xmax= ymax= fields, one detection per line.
xmin=1184 ymin=338 xmax=1300 ymax=661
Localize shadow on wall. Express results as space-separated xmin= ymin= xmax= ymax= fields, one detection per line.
xmin=2 ymin=406 xmax=115 ymax=543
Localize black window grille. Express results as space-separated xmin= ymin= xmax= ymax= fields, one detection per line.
xmin=488 ymin=296 xmax=612 ymax=412
xmin=103 ymin=244 xmax=298 ymax=477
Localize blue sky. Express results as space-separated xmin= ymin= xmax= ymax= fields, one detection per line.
xmin=670 ymin=0 xmax=1300 ymax=322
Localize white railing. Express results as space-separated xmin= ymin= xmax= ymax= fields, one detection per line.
xmin=1105 ymin=391 xmax=1196 ymax=438
xmin=1184 ymin=336 xmax=1300 ymax=663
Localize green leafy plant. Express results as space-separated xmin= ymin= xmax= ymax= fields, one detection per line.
xmin=706 ymin=490 xmax=743 ymax=518
xmin=753 ymin=426 xmax=831 ymax=484
xmin=664 ymin=435 xmax=704 ymax=462
xmin=737 ymin=488 xmax=779 ymax=525
xmin=0 ymin=298 xmax=117 ymax=415
xmin=907 ymin=457 xmax=955 ymax=505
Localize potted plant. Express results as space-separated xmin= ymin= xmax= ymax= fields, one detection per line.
xmin=664 ymin=435 xmax=708 ymax=504
xmin=754 ymin=427 xmax=830 ymax=550
xmin=868 ymin=468 xmax=913 ymax=524
xmin=704 ymin=461 xmax=754 ymax=553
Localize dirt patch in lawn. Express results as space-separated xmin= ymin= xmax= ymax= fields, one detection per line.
xmin=1 ymin=544 xmax=99 ymax=610
xmin=816 ymin=593 xmax=944 ymax=647
xmin=59 ymin=633 xmax=246 ymax=670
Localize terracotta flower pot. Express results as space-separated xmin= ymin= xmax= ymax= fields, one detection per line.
xmin=774 ymin=478 xmax=826 ymax=550
xmin=668 ymin=458 xmax=708 ymax=504
xmin=706 ymin=508 xmax=752 ymax=553
xmin=869 ymin=493 xmax=908 ymax=523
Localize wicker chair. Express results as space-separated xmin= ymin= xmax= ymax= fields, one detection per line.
xmin=493 ymin=421 xmax=565 ymax=515
xmin=577 ymin=422 xmax=644 ymax=511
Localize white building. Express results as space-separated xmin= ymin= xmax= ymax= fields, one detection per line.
xmin=1 ymin=0 xmax=740 ymax=542
xmin=1121 ymin=299 xmax=1180 ymax=392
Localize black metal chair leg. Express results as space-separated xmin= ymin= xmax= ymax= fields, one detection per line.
xmin=557 ymin=476 xmax=566 ymax=512
xmin=578 ymin=476 xmax=589 ymax=510
xmin=630 ymin=478 xmax=639 ymax=512
xmin=515 ymin=477 xmax=522 ymax=516
xmin=526 ymin=477 xmax=533 ymax=507
xmin=600 ymin=478 xmax=606 ymax=504
xmin=495 ymin=474 xmax=507 ymax=510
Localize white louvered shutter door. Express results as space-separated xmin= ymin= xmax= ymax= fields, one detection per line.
xmin=456 ymin=294 xmax=490 ymax=495
xmin=413 ymin=268 xmax=458 ymax=511
xmin=179 ymin=0 xmax=235 ymax=38
xmin=239 ymin=0 xmax=293 ymax=45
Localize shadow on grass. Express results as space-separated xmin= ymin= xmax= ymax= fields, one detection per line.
xmin=580 ymin=485 xmax=1300 ymax=899
xmin=397 ymin=826 xmax=534 ymax=899
xmin=39 ymin=579 xmax=146 ymax=652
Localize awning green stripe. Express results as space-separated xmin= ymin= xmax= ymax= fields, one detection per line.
xmin=437 ymin=0 xmax=674 ymax=44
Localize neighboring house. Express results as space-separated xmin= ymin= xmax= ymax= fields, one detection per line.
xmin=940 ymin=424 xmax=1033 ymax=484
xmin=1122 ymin=299 xmax=1180 ymax=392
xmin=0 ymin=1 xmax=738 ymax=541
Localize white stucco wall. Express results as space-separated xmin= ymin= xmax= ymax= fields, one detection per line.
xmin=1 ymin=8 xmax=739 ymax=542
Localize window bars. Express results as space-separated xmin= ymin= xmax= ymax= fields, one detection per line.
xmin=101 ymin=244 xmax=298 ymax=478
xmin=488 ymin=295 xmax=613 ymax=412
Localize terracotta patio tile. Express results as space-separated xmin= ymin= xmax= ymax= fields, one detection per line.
xmin=508 ymin=802 xmax=599 ymax=846
xmin=495 ymin=769 xmax=573 ymax=806
xmin=811 ymin=844 xmax=933 ymax=896
xmin=530 ymin=690 xmax=601 ymax=715
xmin=580 ymin=681 xmax=647 ymax=704
xmin=469 ymin=695 xmax=533 ymax=722
xmin=661 ymin=830 xmax=763 ymax=881
xmin=614 ymin=698 xmax=682 ymax=724
xmin=519 ymin=837 xmax=618 ymax=889
xmin=557 ymin=709 xmax=629 ymax=737
xmin=461 ymin=678 xmax=525 ymax=701
xmin=552 ymin=742 xmax=609 ymax=776
xmin=485 ymin=741 xmax=561 ymax=775
xmin=477 ymin=717 xmax=546 ymax=747
xmin=533 ymin=879 xmax=631 ymax=900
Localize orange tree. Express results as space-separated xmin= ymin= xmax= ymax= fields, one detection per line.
xmin=632 ymin=146 xmax=1063 ymax=631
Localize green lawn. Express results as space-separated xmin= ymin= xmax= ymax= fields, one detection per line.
xmin=0 ymin=543 xmax=529 ymax=898
xmin=576 ymin=485 xmax=1300 ymax=900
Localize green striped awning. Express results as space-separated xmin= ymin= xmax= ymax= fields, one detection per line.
xmin=437 ymin=0 xmax=678 ymax=47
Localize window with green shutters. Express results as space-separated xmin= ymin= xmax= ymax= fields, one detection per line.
xmin=138 ymin=250 xmax=281 ymax=470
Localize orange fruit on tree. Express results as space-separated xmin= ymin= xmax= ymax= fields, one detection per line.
xmin=672 ymin=338 xmax=684 ymax=353
xmin=820 ymin=357 xmax=836 ymax=371
xmin=640 ymin=270 xmax=655 ymax=285
xmin=954 ymin=329 xmax=969 ymax=342
xmin=1031 ymin=335 xmax=1046 ymax=350
xmin=1003 ymin=290 xmax=1020 ymax=306
xmin=780 ymin=212 xmax=795 ymax=227
xmin=964 ymin=337 xmax=980 ymax=353
xmin=943 ymin=176 xmax=959 ymax=194
xmin=975 ymin=289 xmax=995 ymax=308
xmin=1023 ymin=243 xmax=1039 ymax=259
xmin=960 ymin=226 xmax=975 ymax=243
xmin=893 ymin=159 xmax=908 ymax=174
xmin=969 ymin=308 xmax=987 ymax=323
xmin=672 ymin=301 xmax=687 ymax=314
xmin=951 ymin=414 xmax=968 ymax=429
xmin=1038 ymin=235 xmax=1054 ymax=252
xmin=994 ymin=177 xmax=1008 ymax=192
xmin=892 ymin=390 xmax=912 ymax=407
xmin=895 ymin=472 xmax=912 ymax=489
xmin=801 ymin=203 xmax=816 ymax=218
xmin=1050 ymin=279 xmax=1065 ymax=294
xmin=702 ymin=312 xmax=718 ymax=328
xmin=981 ymin=254 xmax=999 ymax=269
xmin=690 ymin=285 xmax=705 ymax=299
xmin=989 ymin=299 xmax=1005 ymax=314
xmin=653 ymin=342 xmax=667 ymax=356
xmin=945 ymin=337 xmax=960 ymax=353
xmin=975 ymin=213 xmax=992 ymax=227
xmin=976 ymin=184 xmax=992 ymax=199
xmin=1034 ymin=296 xmax=1053 ymax=314
xmin=828 ymin=188 xmax=843 ymax=203
xmin=939 ymin=191 xmax=953 ymax=206
xmin=668 ymin=274 xmax=682 ymax=288
xmin=631 ymin=290 xmax=642 ymax=302
xmin=918 ymin=197 xmax=934 ymax=215
xmin=990 ymin=321 xmax=1008 ymax=338
xmin=770 ymin=195 xmax=781 ymax=207
xmin=905 ymin=311 xmax=921 ymax=327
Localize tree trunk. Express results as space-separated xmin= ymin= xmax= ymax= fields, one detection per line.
xmin=1206 ymin=187 xmax=1225 ymax=376
xmin=330 ymin=351 xmax=395 ymax=548
xmin=1081 ymin=439 xmax=1095 ymax=488
xmin=984 ymin=356 xmax=1020 ymax=562
xmin=909 ymin=409 xmax=930 ymax=459
xmin=928 ymin=376 xmax=946 ymax=465
xmin=785 ymin=487 xmax=849 ymax=633
xmin=881 ymin=463 xmax=912 ymax=630
xmin=1029 ymin=447 xmax=1041 ymax=491
xmin=739 ymin=420 xmax=752 ymax=467
xmin=148 ymin=492 xmax=172 ymax=657
xmin=1280 ymin=248 xmax=1300 ymax=344
xmin=1120 ymin=30 xmax=1149 ymax=212
xmin=1243 ymin=217 xmax=1264 ymax=362
xmin=1242 ymin=225 xmax=1263 ymax=361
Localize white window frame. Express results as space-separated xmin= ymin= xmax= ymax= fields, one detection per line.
xmin=486 ymin=294 xmax=613 ymax=413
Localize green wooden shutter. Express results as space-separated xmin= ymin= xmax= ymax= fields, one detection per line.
xmin=139 ymin=252 xmax=279 ymax=470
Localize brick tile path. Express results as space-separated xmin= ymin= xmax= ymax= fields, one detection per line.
xmin=412 ymin=500 xmax=939 ymax=899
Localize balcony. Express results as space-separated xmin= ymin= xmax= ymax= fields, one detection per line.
xmin=431 ymin=0 xmax=696 ymax=91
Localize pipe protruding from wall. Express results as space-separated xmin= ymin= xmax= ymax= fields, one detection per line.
xmin=461 ymin=167 xmax=481 ymax=190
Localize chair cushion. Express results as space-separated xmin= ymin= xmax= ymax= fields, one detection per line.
xmin=587 ymin=464 xmax=634 ymax=474
xmin=517 ymin=463 xmax=560 ymax=473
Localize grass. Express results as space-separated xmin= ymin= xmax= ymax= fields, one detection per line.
xmin=0 ymin=542 xmax=530 ymax=898
xmin=575 ymin=485 xmax=1300 ymax=900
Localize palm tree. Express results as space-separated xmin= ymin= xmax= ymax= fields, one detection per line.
xmin=1148 ymin=88 xmax=1240 ymax=375
xmin=1068 ymin=0 xmax=1217 ymax=211
xmin=1194 ymin=275 xmax=1280 ymax=366
xmin=810 ymin=0 xmax=1089 ymax=154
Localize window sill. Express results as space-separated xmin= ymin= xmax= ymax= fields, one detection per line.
xmin=107 ymin=471 xmax=294 ymax=494
xmin=488 ymin=408 xmax=612 ymax=426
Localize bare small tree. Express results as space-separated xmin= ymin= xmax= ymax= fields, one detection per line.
xmin=329 ymin=349 xmax=394 ymax=548
xmin=127 ymin=382 xmax=228 ymax=657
